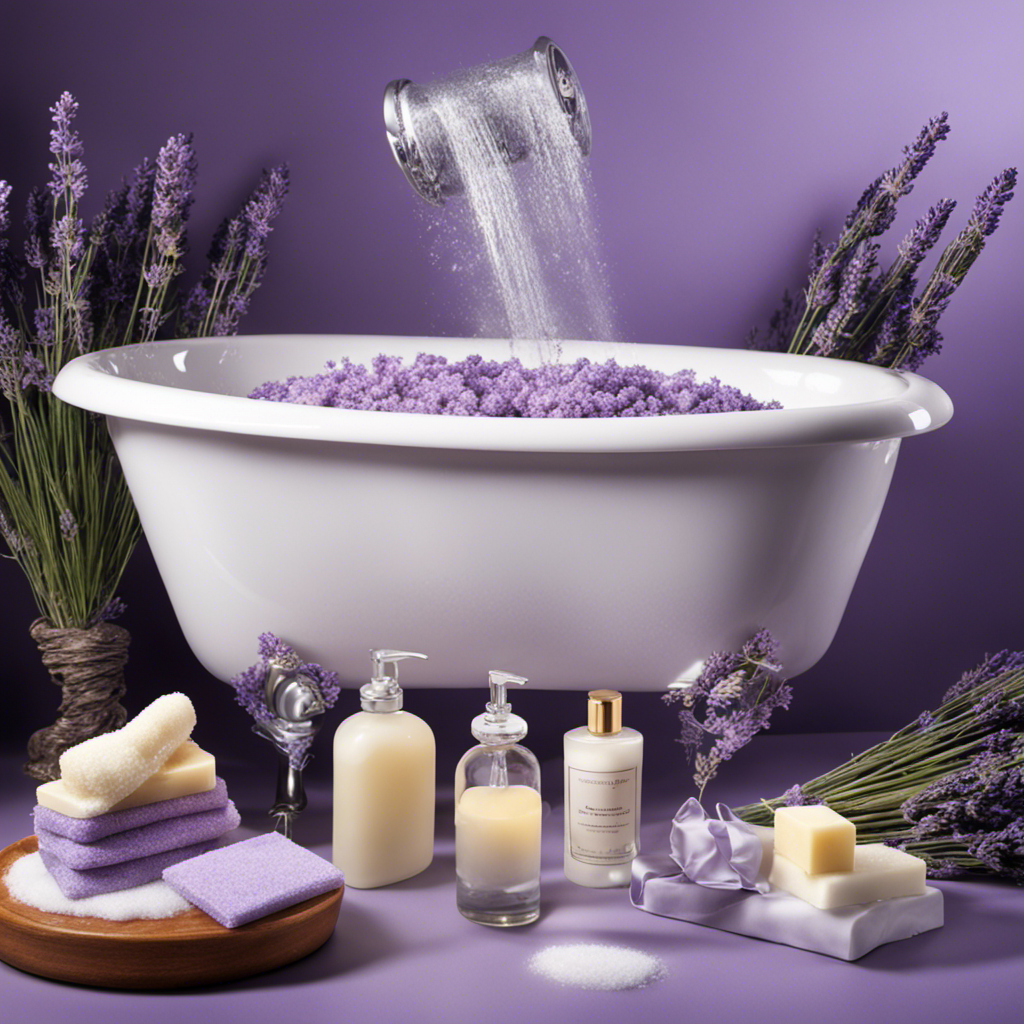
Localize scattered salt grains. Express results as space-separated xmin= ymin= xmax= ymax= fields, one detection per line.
xmin=527 ymin=943 xmax=667 ymax=991
xmin=4 ymin=852 xmax=191 ymax=920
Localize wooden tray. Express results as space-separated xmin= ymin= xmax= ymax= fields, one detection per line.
xmin=0 ymin=835 xmax=344 ymax=989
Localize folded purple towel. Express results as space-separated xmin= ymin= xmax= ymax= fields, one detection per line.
xmin=163 ymin=832 xmax=344 ymax=928
xmin=40 ymin=838 xmax=225 ymax=900
xmin=36 ymin=801 xmax=241 ymax=869
xmin=33 ymin=777 xmax=229 ymax=842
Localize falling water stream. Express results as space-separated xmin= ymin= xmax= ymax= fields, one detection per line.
xmin=386 ymin=39 xmax=615 ymax=361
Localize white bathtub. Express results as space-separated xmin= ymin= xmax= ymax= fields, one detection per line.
xmin=53 ymin=335 xmax=952 ymax=690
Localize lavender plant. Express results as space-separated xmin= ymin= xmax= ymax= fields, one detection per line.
xmin=0 ymin=93 xmax=289 ymax=779
xmin=735 ymin=652 xmax=1024 ymax=881
xmin=663 ymin=629 xmax=791 ymax=798
xmin=751 ymin=113 xmax=1016 ymax=372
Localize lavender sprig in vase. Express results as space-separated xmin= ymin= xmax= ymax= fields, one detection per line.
xmin=0 ymin=93 xmax=289 ymax=779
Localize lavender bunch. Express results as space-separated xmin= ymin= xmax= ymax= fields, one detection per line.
xmin=663 ymin=629 xmax=791 ymax=798
xmin=1 ymin=93 xmax=289 ymax=629
xmin=735 ymin=652 xmax=1024 ymax=881
xmin=752 ymin=113 xmax=1016 ymax=372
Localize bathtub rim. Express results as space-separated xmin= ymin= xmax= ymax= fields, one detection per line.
xmin=52 ymin=334 xmax=953 ymax=453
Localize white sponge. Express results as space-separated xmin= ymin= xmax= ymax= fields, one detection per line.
xmin=58 ymin=693 xmax=197 ymax=815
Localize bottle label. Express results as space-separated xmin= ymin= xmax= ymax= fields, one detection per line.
xmin=567 ymin=765 xmax=638 ymax=864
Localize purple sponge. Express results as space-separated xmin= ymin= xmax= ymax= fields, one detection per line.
xmin=37 ymin=802 xmax=241 ymax=869
xmin=40 ymin=838 xmax=225 ymax=900
xmin=34 ymin=778 xmax=230 ymax=843
xmin=163 ymin=832 xmax=344 ymax=928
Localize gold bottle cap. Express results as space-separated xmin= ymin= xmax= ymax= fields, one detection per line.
xmin=587 ymin=689 xmax=622 ymax=735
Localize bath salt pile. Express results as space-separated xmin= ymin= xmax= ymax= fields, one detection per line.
xmin=527 ymin=943 xmax=667 ymax=990
xmin=5 ymin=851 xmax=190 ymax=920
xmin=249 ymin=353 xmax=780 ymax=418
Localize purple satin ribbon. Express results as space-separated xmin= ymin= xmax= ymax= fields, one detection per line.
xmin=667 ymin=797 xmax=769 ymax=894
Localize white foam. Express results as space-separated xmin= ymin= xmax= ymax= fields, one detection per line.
xmin=527 ymin=943 xmax=667 ymax=990
xmin=5 ymin=851 xmax=191 ymax=920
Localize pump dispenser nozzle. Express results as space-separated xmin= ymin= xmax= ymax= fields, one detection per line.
xmin=361 ymin=649 xmax=428 ymax=712
xmin=471 ymin=670 xmax=528 ymax=745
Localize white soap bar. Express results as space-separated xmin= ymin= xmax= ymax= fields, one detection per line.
xmin=769 ymin=844 xmax=927 ymax=909
xmin=774 ymin=805 xmax=855 ymax=874
xmin=37 ymin=741 xmax=216 ymax=818
xmin=57 ymin=693 xmax=197 ymax=815
xmin=632 ymin=852 xmax=943 ymax=961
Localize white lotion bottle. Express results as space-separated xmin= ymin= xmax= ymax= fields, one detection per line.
xmin=332 ymin=649 xmax=434 ymax=888
xmin=564 ymin=689 xmax=643 ymax=887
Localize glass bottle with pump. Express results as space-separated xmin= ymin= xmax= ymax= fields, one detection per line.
xmin=332 ymin=649 xmax=434 ymax=888
xmin=454 ymin=670 xmax=541 ymax=927
xmin=563 ymin=689 xmax=643 ymax=887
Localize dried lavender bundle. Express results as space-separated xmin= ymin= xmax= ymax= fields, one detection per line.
xmin=0 ymin=93 xmax=288 ymax=628
xmin=735 ymin=652 xmax=1024 ymax=882
xmin=752 ymin=113 xmax=1016 ymax=373
xmin=663 ymin=629 xmax=791 ymax=798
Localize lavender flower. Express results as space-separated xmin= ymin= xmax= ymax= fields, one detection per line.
xmin=896 ymin=199 xmax=957 ymax=273
xmin=243 ymin=165 xmax=290 ymax=257
xmin=151 ymin=133 xmax=196 ymax=260
xmin=23 ymin=186 xmax=50 ymax=270
xmin=944 ymin=651 xmax=1024 ymax=703
xmin=663 ymin=628 xmax=790 ymax=796
xmin=48 ymin=92 xmax=87 ymax=201
xmin=0 ymin=315 xmax=23 ymax=398
xmin=20 ymin=350 xmax=53 ymax=391
xmin=96 ymin=596 xmax=127 ymax=622
xmin=781 ymin=784 xmax=825 ymax=807
xmin=808 ymin=242 xmax=877 ymax=356
xmin=58 ymin=510 xmax=78 ymax=539
xmin=968 ymin=168 xmax=1017 ymax=238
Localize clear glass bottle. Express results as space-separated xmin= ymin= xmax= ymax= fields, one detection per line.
xmin=564 ymin=689 xmax=643 ymax=887
xmin=455 ymin=670 xmax=541 ymax=927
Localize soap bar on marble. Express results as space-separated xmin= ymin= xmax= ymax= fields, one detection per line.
xmin=631 ymin=853 xmax=942 ymax=961
xmin=163 ymin=832 xmax=344 ymax=928
xmin=774 ymin=805 xmax=856 ymax=874
xmin=769 ymin=844 xmax=927 ymax=909
xmin=37 ymin=740 xmax=215 ymax=819
xmin=58 ymin=693 xmax=197 ymax=816
xmin=37 ymin=801 xmax=240 ymax=869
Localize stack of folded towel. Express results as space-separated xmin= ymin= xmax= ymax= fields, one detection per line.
xmin=33 ymin=694 xmax=240 ymax=900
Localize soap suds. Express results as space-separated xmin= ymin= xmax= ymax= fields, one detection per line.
xmin=5 ymin=851 xmax=191 ymax=920
xmin=528 ymin=943 xmax=667 ymax=990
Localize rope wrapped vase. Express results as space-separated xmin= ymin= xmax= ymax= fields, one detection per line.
xmin=24 ymin=617 xmax=130 ymax=781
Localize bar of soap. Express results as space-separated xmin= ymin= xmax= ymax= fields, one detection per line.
xmin=58 ymin=693 xmax=197 ymax=815
xmin=37 ymin=741 xmax=216 ymax=819
xmin=632 ymin=853 xmax=943 ymax=961
xmin=37 ymin=802 xmax=241 ymax=869
xmin=769 ymin=844 xmax=927 ymax=909
xmin=774 ymin=805 xmax=856 ymax=874
xmin=39 ymin=838 xmax=223 ymax=900
xmin=163 ymin=832 xmax=344 ymax=928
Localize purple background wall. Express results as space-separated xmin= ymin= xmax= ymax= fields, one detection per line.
xmin=1 ymin=1 xmax=1021 ymax=775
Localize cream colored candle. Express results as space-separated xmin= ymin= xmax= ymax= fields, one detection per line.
xmin=455 ymin=785 xmax=542 ymax=889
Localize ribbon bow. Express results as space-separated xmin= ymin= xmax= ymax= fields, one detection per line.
xmin=669 ymin=797 xmax=769 ymax=893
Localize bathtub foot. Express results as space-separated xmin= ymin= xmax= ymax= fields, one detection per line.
xmin=269 ymin=750 xmax=308 ymax=840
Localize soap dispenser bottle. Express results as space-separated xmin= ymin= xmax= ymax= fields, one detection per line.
xmin=564 ymin=689 xmax=643 ymax=887
xmin=332 ymin=649 xmax=434 ymax=888
xmin=454 ymin=670 xmax=541 ymax=927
